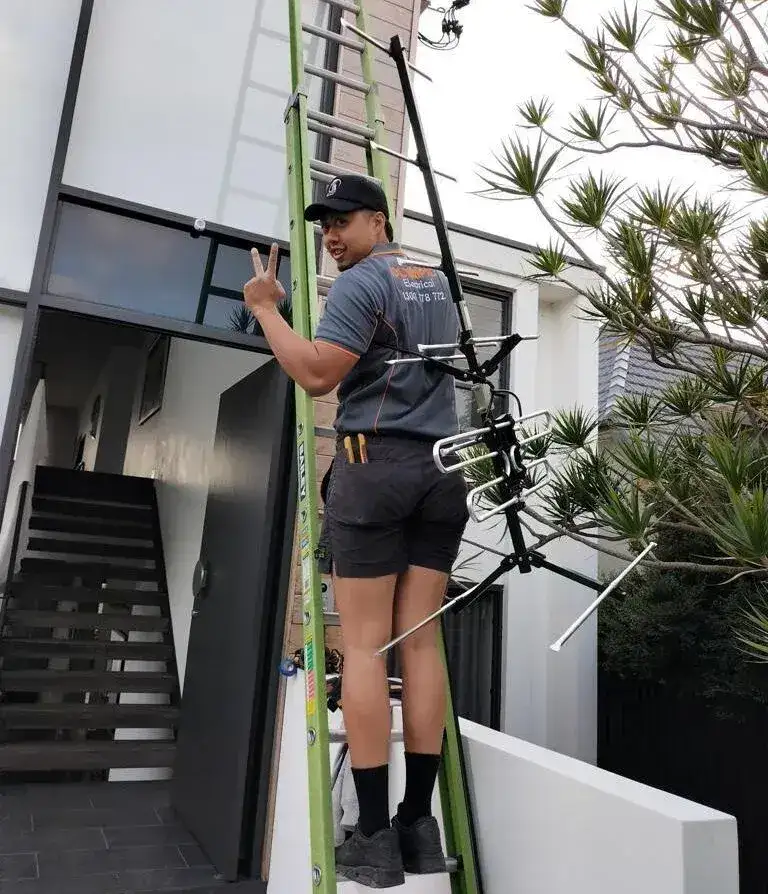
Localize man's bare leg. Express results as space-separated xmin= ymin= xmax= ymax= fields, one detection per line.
xmin=393 ymin=566 xmax=449 ymax=826
xmin=334 ymin=572 xmax=398 ymax=837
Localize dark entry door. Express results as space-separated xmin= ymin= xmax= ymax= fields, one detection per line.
xmin=171 ymin=360 xmax=294 ymax=881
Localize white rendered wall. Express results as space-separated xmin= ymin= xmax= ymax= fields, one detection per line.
xmin=462 ymin=716 xmax=737 ymax=894
xmin=0 ymin=379 xmax=49 ymax=591
xmin=122 ymin=338 xmax=268 ymax=686
xmin=0 ymin=306 xmax=24 ymax=446
xmin=268 ymin=673 xmax=738 ymax=894
xmin=64 ymin=0 xmax=325 ymax=241
xmin=269 ymin=674 xmax=452 ymax=894
xmin=400 ymin=215 xmax=600 ymax=761
xmin=0 ymin=1 xmax=80 ymax=291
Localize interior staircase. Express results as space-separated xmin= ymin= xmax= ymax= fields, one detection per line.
xmin=0 ymin=466 xmax=179 ymax=778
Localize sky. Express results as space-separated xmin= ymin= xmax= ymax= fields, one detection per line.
xmin=403 ymin=1 xmax=735 ymax=261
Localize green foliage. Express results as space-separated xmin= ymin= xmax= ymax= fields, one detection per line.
xmin=519 ymin=97 xmax=554 ymax=128
xmin=252 ymin=297 xmax=293 ymax=335
xmin=734 ymin=595 xmax=768 ymax=661
xmin=602 ymin=3 xmax=648 ymax=52
xmin=565 ymin=102 xmax=615 ymax=143
xmin=474 ymin=0 xmax=768 ymax=580
xmin=231 ymin=298 xmax=292 ymax=336
xmin=550 ymin=406 xmax=599 ymax=448
xmin=529 ymin=241 xmax=568 ymax=277
xmin=612 ymin=393 xmax=665 ymax=428
xmin=560 ymin=172 xmax=626 ymax=229
xmin=598 ymin=534 xmax=768 ymax=705
xmin=228 ymin=305 xmax=255 ymax=334
xmin=478 ymin=136 xmax=562 ymax=200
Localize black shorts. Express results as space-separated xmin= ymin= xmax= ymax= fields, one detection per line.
xmin=322 ymin=434 xmax=469 ymax=579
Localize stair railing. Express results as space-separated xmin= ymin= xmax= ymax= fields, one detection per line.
xmin=0 ymin=480 xmax=31 ymax=638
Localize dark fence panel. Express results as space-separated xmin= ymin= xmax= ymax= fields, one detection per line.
xmin=389 ymin=583 xmax=503 ymax=732
xmin=599 ymin=672 xmax=768 ymax=894
xmin=442 ymin=584 xmax=503 ymax=730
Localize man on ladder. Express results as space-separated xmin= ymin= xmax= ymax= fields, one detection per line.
xmin=244 ymin=172 xmax=469 ymax=888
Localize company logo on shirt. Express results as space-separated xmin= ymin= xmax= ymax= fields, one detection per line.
xmin=390 ymin=265 xmax=435 ymax=282
xmin=390 ymin=266 xmax=447 ymax=303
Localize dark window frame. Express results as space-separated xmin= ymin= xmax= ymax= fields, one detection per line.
xmin=444 ymin=582 xmax=504 ymax=731
xmin=43 ymin=188 xmax=293 ymax=345
xmin=0 ymin=289 xmax=29 ymax=307
xmin=455 ymin=277 xmax=515 ymax=429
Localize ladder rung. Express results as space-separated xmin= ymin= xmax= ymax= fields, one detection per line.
xmin=311 ymin=159 xmax=364 ymax=179
xmin=302 ymin=21 xmax=365 ymax=53
xmin=341 ymin=20 xmax=433 ymax=83
xmin=310 ymin=168 xmax=335 ymax=185
xmin=310 ymin=159 xmax=367 ymax=186
xmin=304 ymin=63 xmax=370 ymax=95
xmin=324 ymin=611 xmax=340 ymax=627
xmin=317 ymin=274 xmax=336 ymax=295
xmin=330 ymin=729 xmax=404 ymax=744
xmin=308 ymin=109 xmax=374 ymax=140
xmin=371 ymin=141 xmax=457 ymax=183
xmin=320 ymin=0 xmax=361 ymax=14
xmin=308 ymin=119 xmax=370 ymax=149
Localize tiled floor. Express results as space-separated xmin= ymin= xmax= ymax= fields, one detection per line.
xmin=0 ymin=781 xmax=261 ymax=894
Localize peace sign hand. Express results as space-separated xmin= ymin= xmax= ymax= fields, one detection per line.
xmin=244 ymin=242 xmax=286 ymax=317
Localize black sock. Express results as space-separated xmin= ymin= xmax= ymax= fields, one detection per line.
xmin=352 ymin=765 xmax=390 ymax=837
xmin=397 ymin=752 xmax=441 ymax=826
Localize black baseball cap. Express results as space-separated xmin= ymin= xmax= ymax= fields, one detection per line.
xmin=304 ymin=173 xmax=389 ymax=222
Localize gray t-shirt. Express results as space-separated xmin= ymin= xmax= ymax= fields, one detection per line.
xmin=315 ymin=243 xmax=460 ymax=441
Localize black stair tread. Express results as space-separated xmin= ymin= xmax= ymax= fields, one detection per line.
xmin=32 ymin=496 xmax=153 ymax=524
xmin=7 ymin=585 xmax=167 ymax=607
xmin=20 ymin=558 xmax=160 ymax=582
xmin=0 ymin=637 xmax=173 ymax=661
xmin=29 ymin=515 xmax=153 ymax=539
xmin=5 ymin=610 xmax=170 ymax=632
xmin=0 ymin=670 xmax=178 ymax=692
xmin=0 ymin=703 xmax=179 ymax=728
xmin=27 ymin=538 xmax=156 ymax=560
xmin=33 ymin=466 xmax=156 ymax=505
xmin=0 ymin=740 xmax=177 ymax=771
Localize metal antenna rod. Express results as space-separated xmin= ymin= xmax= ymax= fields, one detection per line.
xmin=387 ymin=34 xmax=479 ymax=371
xmin=376 ymin=559 xmax=512 ymax=656
xmin=549 ymin=542 xmax=656 ymax=652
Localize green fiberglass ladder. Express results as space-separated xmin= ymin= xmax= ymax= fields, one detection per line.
xmin=281 ymin=0 xmax=483 ymax=890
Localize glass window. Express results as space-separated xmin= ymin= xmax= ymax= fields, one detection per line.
xmin=211 ymin=242 xmax=292 ymax=299
xmin=212 ymin=243 xmax=256 ymax=294
xmin=47 ymin=203 xmax=210 ymax=322
xmin=203 ymin=293 xmax=256 ymax=334
xmin=456 ymin=289 xmax=510 ymax=432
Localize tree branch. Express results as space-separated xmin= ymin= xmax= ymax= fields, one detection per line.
xmin=717 ymin=0 xmax=768 ymax=76
xmin=521 ymin=507 xmax=751 ymax=574
xmin=557 ymin=11 xmax=768 ymax=139
xmin=541 ymin=126 xmax=724 ymax=159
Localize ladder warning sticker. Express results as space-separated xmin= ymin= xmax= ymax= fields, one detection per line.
xmin=298 ymin=442 xmax=307 ymax=500
xmin=301 ymin=553 xmax=311 ymax=596
xmin=305 ymin=640 xmax=316 ymax=716
xmin=390 ymin=266 xmax=447 ymax=304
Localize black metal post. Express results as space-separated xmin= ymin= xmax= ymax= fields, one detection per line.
xmin=447 ymin=554 xmax=517 ymax=616
xmin=528 ymin=552 xmax=604 ymax=592
xmin=0 ymin=480 xmax=30 ymax=634
xmin=388 ymin=35 xmax=479 ymax=369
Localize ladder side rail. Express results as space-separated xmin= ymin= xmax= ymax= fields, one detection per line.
xmin=286 ymin=0 xmax=335 ymax=890
xmin=355 ymin=5 xmax=394 ymax=209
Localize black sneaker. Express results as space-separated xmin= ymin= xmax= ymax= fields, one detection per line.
xmin=391 ymin=815 xmax=446 ymax=875
xmin=335 ymin=826 xmax=405 ymax=888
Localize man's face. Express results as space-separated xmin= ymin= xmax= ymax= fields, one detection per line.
xmin=320 ymin=209 xmax=384 ymax=271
